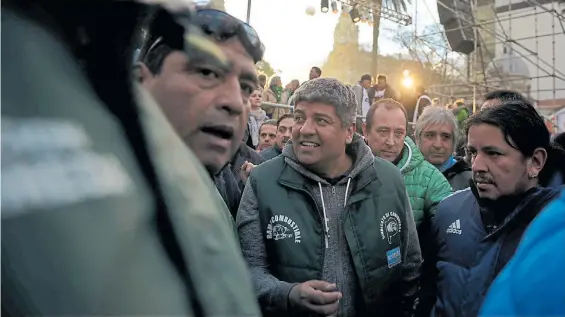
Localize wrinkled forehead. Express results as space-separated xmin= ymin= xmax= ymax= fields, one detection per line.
xmin=423 ymin=122 xmax=455 ymax=134
xmin=278 ymin=117 xmax=294 ymax=128
xmin=467 ymin=123 xmax=516 ymax=148
xmin=260 ymin=124 xmax=277 ymax=134
xmin=373 ymin=107 xmax=406 ymax=126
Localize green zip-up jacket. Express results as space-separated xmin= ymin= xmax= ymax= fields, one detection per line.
xmin=237 ymin=135 xmax=422 ymax=316
xmin=260 ymin=143 xmax=282 ymax=161
xmin=1 ymin=9 xmax=259 ymax=317
xmin=396 ymin=138 xmax=453 ymax=227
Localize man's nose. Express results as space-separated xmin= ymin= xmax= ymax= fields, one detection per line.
xmin=299 ymin=118 xmax=316 ymax=135
xmin=385 ymin=133 xmax=395 ymax=146
xmin=433 ymin=136 xmax=443 ymax=148
xmin=217 ymin=77 xmax=245 ymax=116
xmin=471 ymin=153 xmax=488 ymax=173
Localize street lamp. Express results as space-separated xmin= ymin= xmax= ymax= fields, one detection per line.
xmin=402 ymin=70 xmax=413 ymax=88
xmin=321 ymin=0 xmax=329 ymax=13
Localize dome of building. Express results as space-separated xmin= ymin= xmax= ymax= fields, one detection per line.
xmin=487 ymin=47 xmax=530 ymax=78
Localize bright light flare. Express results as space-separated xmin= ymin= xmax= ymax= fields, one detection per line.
xmin=402 ymin=77 xmax=414 ymax=88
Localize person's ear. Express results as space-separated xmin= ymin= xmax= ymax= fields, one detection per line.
xmin=527 ymin=147 xmax=547 ymax=180
xmin=134 ymin=62 xmax=155 ymax=85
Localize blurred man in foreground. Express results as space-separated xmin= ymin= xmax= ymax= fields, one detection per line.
xmin=1 ymin=1 xmax=259 ymax=315
xmin=137 ymin=6 xmax=265 ymax=216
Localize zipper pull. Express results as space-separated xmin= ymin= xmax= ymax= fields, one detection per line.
xmin=325 ymin=234 xmax=329 ymax=248
xmin=332 ymin=186 xmax=336 ymax=194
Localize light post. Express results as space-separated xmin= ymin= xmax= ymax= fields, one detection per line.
xmin=246 ymin=0 xmax=252 ymax=23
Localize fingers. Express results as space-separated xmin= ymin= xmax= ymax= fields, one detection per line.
xmin=304 ymin=300 xmax=340 ymax=316
xmin=305 ymin=289 xmax=342 ymax=305
xmin=305 ymin=280 xmax=337 ymax=291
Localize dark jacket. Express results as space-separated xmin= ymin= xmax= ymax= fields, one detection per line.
xmin=259 ymin=143 xmax=282 ymax=161
xmin=420 ymin=183 xmax=562 ymax=317
xmin=369 ymin=84 xmax=397 ymax=101
xmin=1 ymin=7 xmax=259 ymax=316
xmin=237 ymin=135 xmax=422 ymax=317
xmin=214 ymin=166 xmax=242 ymax=220
xmin=442 ymin=157 xmax=472 ymax=191
xmin=230 ymin=143 xmax=264 ymax=190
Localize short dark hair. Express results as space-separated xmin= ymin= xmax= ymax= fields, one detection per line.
xmin=138 ymin=9 xmax=185 ymax=74
xmin=465 ymin=100 xmax=549 ymax=159
xmin=483 ymin=90 xmax=528 ymax=104
xmin=258 ymin=74 xmax=267 ymax=81
xmin=365 ymin=98 xmax=407 ymax=131
xmin=311 ymin=66 xmax=322 ymax=76
xmin=259 ymin=119 xmax=277 ymax=133
xmin=277 ymin=113 xmax=294 ymax=127
xmin=466 ymin=100 xmax=565 ymax=186
xmin=377 ymin=74 xmax=387 ymax=81
xmin=360 ymin=74 xmax=372 ymax=82
xmin=143 ymin=44 xmax=174 ymax=74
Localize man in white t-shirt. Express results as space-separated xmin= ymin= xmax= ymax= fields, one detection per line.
xmin=352 ymin=74 xmax=372 ymax=133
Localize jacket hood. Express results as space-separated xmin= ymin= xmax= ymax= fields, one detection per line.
xmin=444 ymin=157 xmax=471 ymax=177
xmin=397 ymin=137 xmax=425 ymax=174
xmin=281 ymin=133 xmax=374 ymax=185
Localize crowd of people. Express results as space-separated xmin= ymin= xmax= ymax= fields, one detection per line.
xmin=3 ymin=1 xmax=565 ymax=317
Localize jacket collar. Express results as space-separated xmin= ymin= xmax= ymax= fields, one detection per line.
xmin=470 ymin=180 xmax=560 ymax=235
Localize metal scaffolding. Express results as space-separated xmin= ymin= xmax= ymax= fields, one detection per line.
xmin=399 ymin=0 xmax=564 ymax=111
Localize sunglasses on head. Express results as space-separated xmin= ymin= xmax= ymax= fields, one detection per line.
xmin=194 ymin=9 xmax=265 ymax=63
xmin=139 ymin=7 xmax=264 ymax=72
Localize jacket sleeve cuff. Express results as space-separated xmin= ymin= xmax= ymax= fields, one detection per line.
xmin=274 ymin=282 xmax=299 ymax=312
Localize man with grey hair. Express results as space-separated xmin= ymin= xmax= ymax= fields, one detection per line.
xmin=415 ymin=107 xmax=472 ymax=191
xmin=237 ymin=78 xmax=422 ymax=316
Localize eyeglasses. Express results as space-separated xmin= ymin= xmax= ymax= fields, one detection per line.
xmin=140 ymin=7 xmax=264 ymax=69
xmin=194 ymin=9 xmax=265 ymax=63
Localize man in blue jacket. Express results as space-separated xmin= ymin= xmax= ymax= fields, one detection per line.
xmin=480 ymin=189 xmax=565 ymax=317
xmin=420 ymin=99 xmax=563 ymax=317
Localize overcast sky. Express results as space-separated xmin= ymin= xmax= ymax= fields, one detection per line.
xmin=221 ymin=0 xmax=442 ymax=82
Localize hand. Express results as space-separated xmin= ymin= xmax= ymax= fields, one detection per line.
xmin=288 ymin=280 xmax=342 ymax=315
xmin=239 ymin=161 xmax=255 ymax=183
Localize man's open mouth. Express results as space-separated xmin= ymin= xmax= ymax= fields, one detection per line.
xmin=200 ymin=125 xmax=234 ymax=140
xmin=300 ymin=141 xmax=320 ymax=148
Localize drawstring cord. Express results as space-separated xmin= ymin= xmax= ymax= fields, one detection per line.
xmin=318 ymin=178 xmax=352 ymax=249
xmin=318 ymin=182 xmax=329 ymax=249
xmin=344 ymin=178 xmax=351 ymax=207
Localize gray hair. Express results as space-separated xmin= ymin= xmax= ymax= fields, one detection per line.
xmin=415 ymin=106 xmax=460 ymax=151
xmin=292 ymin=78 xmax=357 ymax=127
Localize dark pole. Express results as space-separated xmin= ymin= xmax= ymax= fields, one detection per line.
xmin=246 ymin=0 xmax=252 ymax=23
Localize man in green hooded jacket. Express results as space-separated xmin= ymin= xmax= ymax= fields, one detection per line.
xmin=238 ymin=78 xmax=422 ymax=317
xmin=363 ymin=99 xmax=452 ymax=228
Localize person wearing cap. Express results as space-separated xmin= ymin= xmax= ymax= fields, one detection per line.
xmin=1 ymin=1 xmax=259 ymax=316
xmin=352 ymin=74 xmax=372 ymax=134
xmin=136 ymin=6 xmax=265 ymax=217
xmin=237 ymin=78 xmax=422 ymax=317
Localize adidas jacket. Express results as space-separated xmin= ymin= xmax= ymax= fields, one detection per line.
xmin=419 ymin=185 xmax=562 ymax=317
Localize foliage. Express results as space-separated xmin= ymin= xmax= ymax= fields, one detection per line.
xmin=390 ymin=24 xmax=468 ymax=87
xmin=255 ymin=60 xmax=277 ymax=78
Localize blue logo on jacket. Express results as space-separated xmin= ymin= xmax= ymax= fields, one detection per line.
xmin=386 ymin=247 xmax=401 ymax=268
